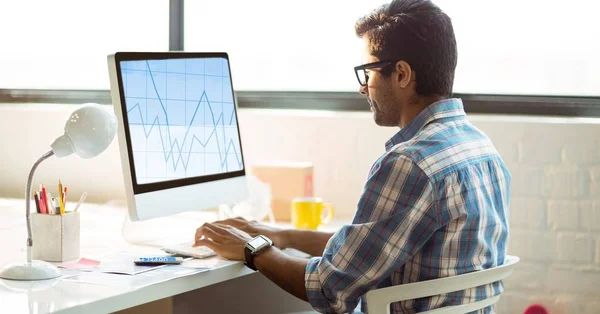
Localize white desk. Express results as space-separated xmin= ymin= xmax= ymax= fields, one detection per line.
xmin=0 ymin=198 xmax=313 ymax=314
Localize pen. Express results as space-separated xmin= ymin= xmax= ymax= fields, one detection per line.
xmin=54 ymin=198 xmax=61 ymax=215
xmin=37 ymin=188 xmax=46 ymax=214
xmin=47 ymin=192 xmax=54 ymax=214
xmin=38 ymin=184 xmax=47 ymax=214
xmin=34 ymin=192 xmax=41 ymax=214
xmin=45 ymin=185 xmax=53 ymax=215
xmin=40 ymin=184 xmax=48 ymax=214
xmin=74 ymin=192 xmax=87 ymax=212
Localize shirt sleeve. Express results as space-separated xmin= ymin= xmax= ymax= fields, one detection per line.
xmin=305 ymin=153 xmax=440 ymax=313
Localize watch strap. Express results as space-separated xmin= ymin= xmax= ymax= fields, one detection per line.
xmin=244 ymin=246 xmax=257 ymax=271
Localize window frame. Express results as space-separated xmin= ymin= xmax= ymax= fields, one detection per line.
xmin=2 ymin=89 xmax=599 ymax=118
xmin=1 ymin=0 xmax=599 ymax=118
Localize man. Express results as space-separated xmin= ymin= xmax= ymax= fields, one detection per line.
xmin=193 ymin=0 xmax=510 ymax=313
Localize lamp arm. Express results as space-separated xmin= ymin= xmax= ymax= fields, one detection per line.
xmin=26 ymin=150 xmax=54 ymax=263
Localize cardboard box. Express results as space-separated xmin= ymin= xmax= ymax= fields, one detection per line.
xmin=251 ymin=161 xmax=313 ymax=222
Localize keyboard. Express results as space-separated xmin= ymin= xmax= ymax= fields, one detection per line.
xmin=161 ymin=242 xmax=217 ymax=259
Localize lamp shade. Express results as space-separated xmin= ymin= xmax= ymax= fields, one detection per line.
xmin=50 ymin=104 xmax=117 ymax=158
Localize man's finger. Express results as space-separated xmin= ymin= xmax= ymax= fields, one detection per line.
xmin=194 ymin=224 xmax=216 ymax=239
xmin=218 ymin=218 xmax=244 ymax=227
xmin=206 ymin=222 xmax=233 ymax=234
xmin=193 ymin=238 xmax=217 ymax=249
xmin=195 ymin=224 xmax=226 ymax=242
xmin=213 ymin=223 xmax=233 ymax=230
xmin=233 ymin=216 xmax=248 ymax=223
xmin=196 ymin=223 xmax=226 ymax=236
xmin=200 ymin=222 xmax=234 ymax=234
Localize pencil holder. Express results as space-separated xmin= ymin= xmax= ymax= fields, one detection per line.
xmin=31 ymin=211 xmax=80 ymax=262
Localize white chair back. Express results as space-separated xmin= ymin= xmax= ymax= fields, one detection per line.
xmin=365 ymin=255 xmax=520 ymax=314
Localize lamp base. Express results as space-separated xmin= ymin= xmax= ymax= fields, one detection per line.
xmin=0 ymin=261 xmax=61 ymax=280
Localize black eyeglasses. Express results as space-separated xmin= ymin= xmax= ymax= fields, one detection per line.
xmin=354 ymin=60 xmax=399 ymax=86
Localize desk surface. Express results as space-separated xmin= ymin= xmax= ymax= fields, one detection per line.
xmin=0 ymin=198 xmax=255 ymax=314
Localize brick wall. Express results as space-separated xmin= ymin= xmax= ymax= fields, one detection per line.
xmin=475 ymin=118 xmax=600 ymax=314
xmin=1 ymin=105 xmax=599 ymax=313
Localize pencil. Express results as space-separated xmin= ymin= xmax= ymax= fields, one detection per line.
xmin=58 ymin=180 xmax=64 ymax=205
xmin=59 ymin=196 xmax=65 ymax=215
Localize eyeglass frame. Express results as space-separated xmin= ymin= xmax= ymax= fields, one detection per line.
xmin=354 ymin=60 xmax=401 ymax=87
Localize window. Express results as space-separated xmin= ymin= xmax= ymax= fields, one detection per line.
xmin=185 ymin=0 xmax=374 ymax=91
xmin=441 ymin=0 xmax=599 ymax=97
xmin=0 ymin=0 xmax=169 ymax=90
xmin=1 ymin=0 xmax=598 ymax=116
xmin=185 ymin=0 xmax=600 ymax=97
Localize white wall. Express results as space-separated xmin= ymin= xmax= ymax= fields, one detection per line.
xmin=1 ymin=103 xmax=599 ymax=313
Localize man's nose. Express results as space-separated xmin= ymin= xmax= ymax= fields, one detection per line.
xmin=359 ymin=85 xmax=368 ymax=95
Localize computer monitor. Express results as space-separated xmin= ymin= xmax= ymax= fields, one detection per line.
xmin=107 ymin=52 xmax=248 ymax=221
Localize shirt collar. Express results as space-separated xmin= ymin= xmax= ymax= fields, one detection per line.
xmin=385 ymin=98 xmax=466 ymax=150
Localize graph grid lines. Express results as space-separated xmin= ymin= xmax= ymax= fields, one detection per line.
xmin=121 ymin=58 xmax=243 ymax=184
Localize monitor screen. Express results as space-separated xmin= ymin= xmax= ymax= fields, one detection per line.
xmin=119 ymin=56 xmax=244 ymax=185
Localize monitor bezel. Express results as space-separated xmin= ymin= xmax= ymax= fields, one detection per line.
xmin=113 ymin=52 xmax=246 ymax=195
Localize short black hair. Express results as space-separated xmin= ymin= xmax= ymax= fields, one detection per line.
xmin=355 ymin=0 xmax=457 ymax=97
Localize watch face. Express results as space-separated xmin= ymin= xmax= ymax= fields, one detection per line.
xmin=248 ymin=236 xmax=267 ymax=250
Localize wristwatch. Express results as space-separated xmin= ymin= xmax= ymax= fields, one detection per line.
xmin=244 ymin=235 xmax=273 ymax=271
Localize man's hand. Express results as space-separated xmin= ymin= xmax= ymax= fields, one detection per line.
xmin=204 ymin=217 xmax=335 ymax=257
xmin=211 ymin=217 xmax=288 ymax=248
xmin=193 ymin=223 xmax=252 ymax=261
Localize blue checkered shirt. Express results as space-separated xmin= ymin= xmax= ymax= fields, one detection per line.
xmin=305 ymin=98 xmax=510 ymax=313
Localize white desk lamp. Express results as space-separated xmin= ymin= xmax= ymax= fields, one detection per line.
xmin=0 ymin=104 xmax=117 ymax=281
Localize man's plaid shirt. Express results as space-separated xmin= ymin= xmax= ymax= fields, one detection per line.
xmin=305 ymin=98 xmax=511 ymax=313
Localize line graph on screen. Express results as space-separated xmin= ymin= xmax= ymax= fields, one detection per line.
xmin=122 ymin=59 xmax=243 ymax=184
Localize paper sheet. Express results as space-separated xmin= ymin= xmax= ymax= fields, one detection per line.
xmin=62 ymin=265 xmax=206 ymax=289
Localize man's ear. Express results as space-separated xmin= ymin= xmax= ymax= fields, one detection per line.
xmin=395 ymin=60 xmax=413 ymax=88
